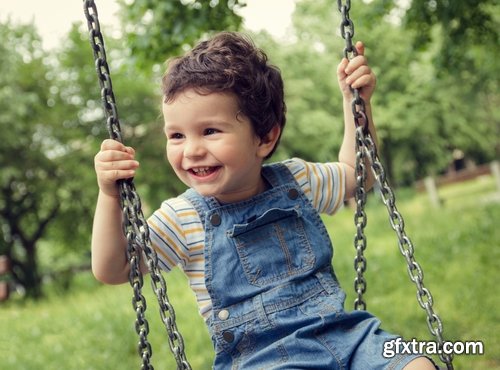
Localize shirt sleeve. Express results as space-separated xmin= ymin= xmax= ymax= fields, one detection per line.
xmin=147 ymin=197 xmax=193 ymax=272
xmin=284 ymin=158 xmax=346 ymax=215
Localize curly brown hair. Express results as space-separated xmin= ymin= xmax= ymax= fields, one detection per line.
xmin=162 ymin=32 xmax=286 ymax=158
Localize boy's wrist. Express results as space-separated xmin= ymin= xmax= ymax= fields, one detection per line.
xmin=343 ymin=95 xmax=371 ymax=105
xmin=98 ymin=187 xmax=121 ymax=201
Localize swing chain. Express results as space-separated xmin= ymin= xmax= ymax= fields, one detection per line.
xmin=363 ymin=135 xmax=454 ymax=368
xmin=353 ymin=126 xmax=368 ymax=310
xmin=338 ymin=0 xmax=370 ymax=311
xmin=83 ymin=2 xmax=191 ymax=369
xmin=337 ymin=2 xmax=453 ymax=369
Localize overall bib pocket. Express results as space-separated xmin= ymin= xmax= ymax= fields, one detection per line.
xmin=228 ymin=207 xmax=315 ymax=287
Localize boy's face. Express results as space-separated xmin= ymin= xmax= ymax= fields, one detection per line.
xmin=163 ymin=89 xmax=271 ymax=203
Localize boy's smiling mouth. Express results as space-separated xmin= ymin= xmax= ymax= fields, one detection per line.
xmin=190 ymin=166 xmax=220 ymax=177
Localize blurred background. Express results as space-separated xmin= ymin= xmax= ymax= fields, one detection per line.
xmin=0 ymin=0 xmax=498 ymax=369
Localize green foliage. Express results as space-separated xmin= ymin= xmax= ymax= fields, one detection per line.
xmin=0 ymin=21 xmax=126 ymax=297
xmin=400 ymin=0 xmax=500 ymax=166
xmin=119 ymin=0 xmax=245 ymax=65
xmin=405 ymin=0 xmax=499 ymax=71
xmin=0 ymin=22 xmax=66 ymax=297
xmin=272 ymin=0 xmax=499 ymax=184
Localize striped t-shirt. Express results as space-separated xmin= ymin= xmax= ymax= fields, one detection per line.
xmin=147 ymin=158 xmax=346 ymax=319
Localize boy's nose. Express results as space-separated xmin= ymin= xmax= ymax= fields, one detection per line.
xmin=184 ymin=138 xmax=205 ymax=158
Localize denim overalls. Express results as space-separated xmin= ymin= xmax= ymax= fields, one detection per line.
xmin=181 ymin=163 xmax=417 ymax=369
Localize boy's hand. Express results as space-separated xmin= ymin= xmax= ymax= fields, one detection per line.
xmin=94 ymin=139 xmax=139 ymax=197
xmin=337 ymin=41 xmax=376 ymax=102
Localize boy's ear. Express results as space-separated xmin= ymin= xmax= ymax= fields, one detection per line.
xmin=257 ymin=125 xmax=281 ymax=158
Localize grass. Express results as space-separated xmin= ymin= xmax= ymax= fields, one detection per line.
xmin=0 ymin=175 xmax=498 ymax=369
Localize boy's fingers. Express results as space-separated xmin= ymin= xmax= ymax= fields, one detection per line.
xmin=355 ymin=41 xmax=365 ymax=56
xmin=337 ymin=58 xmax=349 ymax=77
xmin=103 ymin=158 xmax=138 ymax=169
xmin=101 ymin=169 xmax=136 ymax=183
xmin=101 ymin=139 xmax=132 ymax=153
xmin=96 ymin=150 xmax=129 ymax=162
xmin=346 ymin=65 xmax=371 ymax=84
xmin=350 ymin=74 xmax=373 ymax=90
xmin=101 ymin=139 xmax=119 ymax=150
xmin=345 ymin=56 xmax=365 ymax=75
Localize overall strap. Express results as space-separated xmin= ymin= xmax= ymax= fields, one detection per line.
xmin=179 ymin=188 xmax=210 ymax=226
xmin=262 ymin=162 xmax=298 ymax=188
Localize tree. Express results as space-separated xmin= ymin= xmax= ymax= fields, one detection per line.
xmin=119 ymin=0 xmax=245 ymax=65
xmin=0 ymin=21 xmax=157 ymax=298
xmin=277 ymin=0 xmax=499 ymax=185
xmin=403 ymin=0 xmax=500 ymax=161
xmin=404 ymin=0 xmax=499 ymax=72
xmin=0 ymin=22 xmax=67 ymax=298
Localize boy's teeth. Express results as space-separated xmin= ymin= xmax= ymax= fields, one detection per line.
xmin=192 ymin=167 xmax=213 ymax=176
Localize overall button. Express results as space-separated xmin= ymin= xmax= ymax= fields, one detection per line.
xmin=287 ymin=188 xmax=299 ymax=200
xmin=222 ymin=331 xmax=234 ymax=343
xmin=218 ymin=309 xmax=230 ymax=321
xmin=210 ymin=213 xmax=221 ymax=226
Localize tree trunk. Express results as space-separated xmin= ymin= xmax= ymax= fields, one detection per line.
xmin=13 ymin=243 xmax=42 ymax=299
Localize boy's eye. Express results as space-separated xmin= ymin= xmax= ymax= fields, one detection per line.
xmin=204 ymin=128 xmax=219 ymax=136
xmin=169 ymin=133 xmax=184 ymax=140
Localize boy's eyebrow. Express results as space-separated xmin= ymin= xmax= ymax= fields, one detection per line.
xmin=163 ymin=123 xmax=178 ymax=135
xmin=200 ymin=119 xmax=234 ymax=127
xmin=164 ymin=119 xmax=235 ymax=132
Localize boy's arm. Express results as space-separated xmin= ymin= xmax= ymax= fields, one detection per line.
xmin=91 ymin=191 xmax=131 ymax=284
xmin=91 ymin=139 xmax=143 ymax=284
xmin=337 ymin=41 xmax=378 ymax=199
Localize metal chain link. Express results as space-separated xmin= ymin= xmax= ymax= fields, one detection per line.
xmin=337 ymin=0 xmax=370 ymax=311
xmin=364 ymin=136 xmax=454 ymax=368
xmin=353 ymin=126 xmax=368 ymax=311
xmin=337 ymin=1 xmax=453 ymax=369
xmin=83 ymin=1 xmax=191 ymax=369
